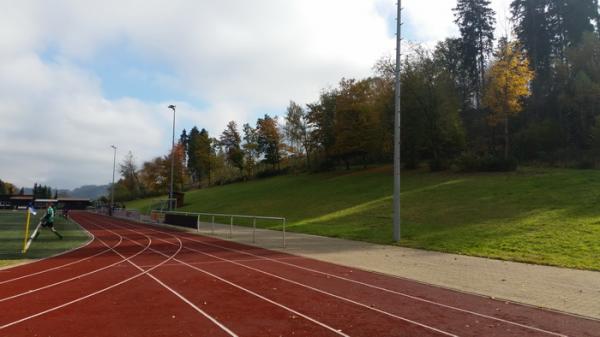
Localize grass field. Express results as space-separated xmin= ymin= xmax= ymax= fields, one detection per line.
xmin=127 ymin=166 xmax=600 ymax=271
xmin=0 ymin=211 xmax=90 ymax=268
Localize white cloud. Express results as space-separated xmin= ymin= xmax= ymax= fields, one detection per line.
xmin=0 ymin=0 xmax=395 ymax=189
xmin=0 ymin=53 xmax=167 ymax=189
xmin=403 ymin=0 xmax=514 ymax=47
xmin=404 ymin=0 xmax=458 ymax=45
xmin=0 ymin=0 xmax=516 ymax=189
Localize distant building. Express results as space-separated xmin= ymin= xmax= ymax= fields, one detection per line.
xmin=9 ymin=195 xmax=34 ymax=208
xmin=0 ymin=194 xmax=12 ymax=209
xmin=57 ymin=198 xmax=92 ymax=210
xmin=34 ymin=198 xmax=58 ymax=208
xmin=0 ymin=195 xmax=90 ymax=210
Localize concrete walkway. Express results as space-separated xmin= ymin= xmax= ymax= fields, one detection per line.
xmin=159 ymin=220 xmax=600 ymax=320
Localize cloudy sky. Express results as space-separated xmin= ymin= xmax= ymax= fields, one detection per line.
xmin=0 ymin=0 xmax=511 ymax=189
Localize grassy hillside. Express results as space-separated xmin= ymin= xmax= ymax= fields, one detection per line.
xmin=127 ymin=166 xmax=600 ymax=271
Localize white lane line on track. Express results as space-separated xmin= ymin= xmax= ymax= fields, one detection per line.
xmin=116 ymin=223 xmax=457 ymax=337
xmin=0 ymin=219 xmax=163 ymax=331
xmin=137 ymin=257 xmax=302 ymax=269
xmin=0 ymin=235 xmax=142 ymax=303
xmin=134 ymin=220 xmax=570 ymax=337
xmin=0 ymin=236 xmax=121 ymax=286
xmin=85 ymin=219 xmax=238 ymax=337
xmin=101 ymin=220 xmax=352 ymax=337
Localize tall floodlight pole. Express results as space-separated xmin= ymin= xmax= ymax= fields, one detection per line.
xmin=393 ymin=1 xmax=402 ymax=242
xmin=168 ymin=104 xmax=176 ymax=210
xmin=110 ymin=145 xmax=117 ymax=216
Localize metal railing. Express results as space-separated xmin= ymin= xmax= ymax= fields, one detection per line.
xmin=150 ymin=210 xmax=287 ymax=248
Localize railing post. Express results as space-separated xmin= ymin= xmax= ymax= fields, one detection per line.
xmin=197 ymin=215 xmax=200 ymax=232
xmin=211 ymin=215 xmax=215 ymax=234
xmin=282 ymin=218 xmax=286 ymax=248
xmin=253 ymin=217 xmax=256 ymax=243
xmin=230 ymin=216 xmax=233 ymax=239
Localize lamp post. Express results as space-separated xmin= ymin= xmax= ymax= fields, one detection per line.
xmin=168 ymin=104 xmax=176 ymax=210
xmin=393 ymin=1 xmax=402 ymax=242
xmin=110 ymin=145 xmax=117 ymax=216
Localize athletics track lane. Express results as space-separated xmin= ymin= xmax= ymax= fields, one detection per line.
xmin=0 ymin=212 xmax=598 ymax=336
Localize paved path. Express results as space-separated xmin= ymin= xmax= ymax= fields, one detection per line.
xmin=179 ymin=220 xmax=600 ymax=320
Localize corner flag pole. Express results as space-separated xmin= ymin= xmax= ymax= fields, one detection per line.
xmin=22 ymin=206 xmax=37 ymax=253
xmin=22 ymin=209 xmax=32 ymax=253
xmin=393 ymin=0 xmax=402 ymax=242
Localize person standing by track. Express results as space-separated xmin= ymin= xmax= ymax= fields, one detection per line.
xmin=34 ymin=202 xmax=63 ymax=239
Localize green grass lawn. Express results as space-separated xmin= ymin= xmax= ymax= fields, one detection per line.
xmin=127 ymin=166 xmax=600 ymax=271
xmin=0 ymin=211 xmax=90 ymax=268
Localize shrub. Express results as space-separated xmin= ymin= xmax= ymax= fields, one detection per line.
xmin=454 ymin=153 xmax=518 ymax=172
xmin=428 ymin=158 xmax=450 ymax=171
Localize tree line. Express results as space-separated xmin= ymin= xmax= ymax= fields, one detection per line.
xmin=110 ymin=0 xmax=600 ymax=201
xmin=0 ymin=180 xmax=57 ymax=199
xmin=32 ymin=183 xmax=56 ymax=199
xmin=0 ymin=179 xmax=16 ymax=195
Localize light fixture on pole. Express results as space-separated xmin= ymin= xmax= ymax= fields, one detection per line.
xmin=110 ymin=145 xmax=117 ymax=216
xmin=168 ymin=104 xmax=176 ymax=211
xmin=393 ymin=1 xmax=402 ymax=242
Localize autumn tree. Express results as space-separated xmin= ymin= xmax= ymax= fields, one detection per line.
xmin=332 ymin=78 xmax=382 ymax=169
xmin=0 ymin=179 xmax=16 ymax=195
xmin=139 ymin=157 xmax=168 ymax=194
xmin=284 ymin=101 xmax=307 ymax=155
xmin=484 ymin=41 xmax=534 ymax=159
xmin=306 ymin=90 xmax=337 ymax=163
xmin=401 ymin=46 xmax=466 ymax=169
xmin=220 ymin=121 xmax=244 ymax=174
xmin=166 ymin=143 xmax=188 ymax=193
xmin=118 ymin=151 xmax=142 ymax=199
xmin=242 ymin=123 xmax=260 ymax=176
xmin=256 ymin=114 xmax=284 ymax=169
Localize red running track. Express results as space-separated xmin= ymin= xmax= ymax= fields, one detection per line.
xmin=1 ymin=212 xmax=599 ymax=337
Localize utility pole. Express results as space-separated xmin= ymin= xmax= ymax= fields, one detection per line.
xmin=110 ymin=145 xmax=117 ymax=216
xmin=168 ymin=105 xmax=176 ymax=210
xmin=393 ymin=1 xmax=402 ymax=242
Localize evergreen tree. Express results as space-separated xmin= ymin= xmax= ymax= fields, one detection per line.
xmin=548 ymin=0 xmax=599 ymax=57
xmin=557 ymin=33 xmax=600 ymax=149
xmin=453 ymin=0 xmax=496 ymax=106
xmin=179 ymin=129 xmax=188 ymax=164
xmin=511 ymin=0 xmax=553 ymax=74
xmin=186 ymin=127 xmax=201 ymax=182
xmin=196 ymin=129 xmax=214 ymax=184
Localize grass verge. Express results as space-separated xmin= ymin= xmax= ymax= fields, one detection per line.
xmin=127 ymin=166 xmax=600 ymax=271
xmin=0 ymin=211 xmax=90 ymax=268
